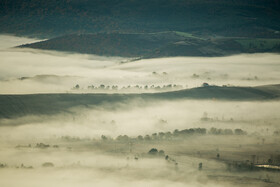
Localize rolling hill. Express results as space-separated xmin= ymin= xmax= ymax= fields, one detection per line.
xmin=18 ymin=32 xmax=280 ymax=57
xmin=0 ymin=84 xmax=279 ymax=120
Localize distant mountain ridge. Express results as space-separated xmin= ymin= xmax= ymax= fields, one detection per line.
xmin=18 ymin=32 xmax=280 ymax=57
xmin=0 ymin=84 xmax=279 ymax=120
xmin=1 ymin=0 xmax=280 ymax=38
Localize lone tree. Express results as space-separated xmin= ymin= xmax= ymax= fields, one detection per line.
xmin=101 ymin=135 xmax=108 ymax=141
xmin=202 ymin=82 xmax=209 ymax=87
xmin=144 ymin=135 xmax=151 ymax=141
xmin=137 ymin=135 xmax=144 ymax=141
xmin=74 ymin=84 xmax=80 ymax=89
xmin=199 ymin=162 xmax=203 ymax=170
xmin=42 ymin=162 xmax=54 ymax=167
xmin=148 ymin=148 xmax=158 ymax=155
xmin=159 ymin=150 xmax=165 ymax=156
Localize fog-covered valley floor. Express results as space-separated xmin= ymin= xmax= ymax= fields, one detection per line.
xmin=1 ymin=35 xmax=280 ymax=187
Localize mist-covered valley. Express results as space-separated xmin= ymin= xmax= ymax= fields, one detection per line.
xmin=1 ymin=34 xmax=280 ymax=94
xmin=1 ymin=97 xmax=280 ymax=187
xmin=1 ymin=98 xmax=280 ymax=187
xmin=0 ymin=34 xmax=280 ymax=186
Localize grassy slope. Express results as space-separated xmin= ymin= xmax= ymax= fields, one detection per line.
xmin=18 ymin=32 xmax=280 ymax=57
xmin=18 ymin=32 xmax=186 ymax=57
xmin=0 ymin=85 xmax=279 ymax=119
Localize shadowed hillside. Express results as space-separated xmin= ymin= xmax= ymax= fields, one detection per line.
xmin=0 ymin=84 xmax=279 ymax=119
xmin=18 ymin=33 xmax=280 ymax=57
xmin=18 ymin=32 xmax=186 ymax=57
xmin=1 ymin=0 xmax=280 ymax=38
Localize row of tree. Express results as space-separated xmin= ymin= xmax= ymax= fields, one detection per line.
xmin=101 ymin=127 xmax=248 ymax=142
xmin=73 ymin=84 xmax=185 ymax=91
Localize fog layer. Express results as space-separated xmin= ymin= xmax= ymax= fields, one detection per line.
xmin=1 ymin=35 xmax=280 ymax=187
xmin=0 ymin=35 xmax=280 ymax=94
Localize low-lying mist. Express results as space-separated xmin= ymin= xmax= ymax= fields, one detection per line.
xmin=0 ymin=35 xmax=42 ymax=50
xmin=1 ymin=97 xmax=279 ymax=186
xmin=0 ymin=148 xmax=231 ymax=187
xmin=0 ymin=35 xmax=280 ymax=94
xmin=1 ymin=35 xmax=280 ymax=187
xmin=1 ymin=99 xmax=279 ymax=141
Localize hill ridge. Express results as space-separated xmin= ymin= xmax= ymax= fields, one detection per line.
xmin=17 ymin=32 xmax=280 ymax=58
xmin=0 ymin=84 xmax=279 ymax=120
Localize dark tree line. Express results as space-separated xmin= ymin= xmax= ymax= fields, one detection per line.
xmin=101 ymin=127 xmax=248 ymax=143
